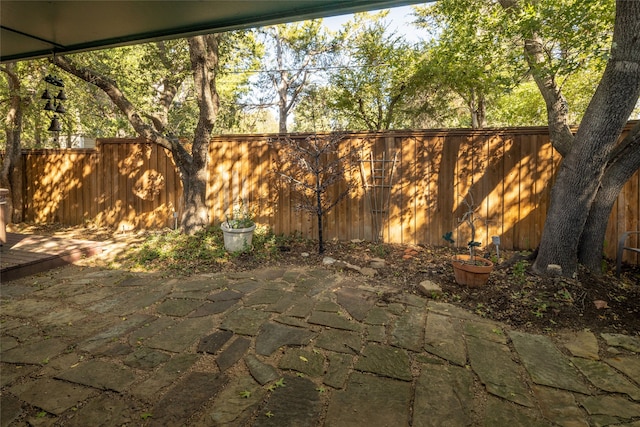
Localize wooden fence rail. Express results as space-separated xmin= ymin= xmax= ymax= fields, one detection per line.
xmin=8 ymin=126 xmax=639 ymax=264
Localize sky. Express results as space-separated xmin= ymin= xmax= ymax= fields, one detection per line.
xmin=322 ymin=4 xmax=431 ymax=43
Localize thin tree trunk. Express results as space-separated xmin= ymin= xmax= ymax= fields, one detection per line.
xmin=1 ymin=63 xmax=25 ymax=223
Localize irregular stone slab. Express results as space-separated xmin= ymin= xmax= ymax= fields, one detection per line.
xmin=0 ymin=363 xmax=38 ymax=387
xmin=37 ymin=307 xmax=88 ymax=327
xmin=367 ymin=325 xmax=386 ymax=343
xmin=559 ymin=330 xmax=600 ymax=360
xmin=315 ymin=329 xmax=362 ymax=354
xmin=221 ymin=308 xmax=271 ymax=336
xmin=217 ymin=337 xmax=251 ymax=371
xmin=355 ymin=343 xmax=412 ymax=381
xmin=64 ymin=395 xmax=142 ymax=427
xmin=244 ymin=289 xmax=284 ymax=306
xmin=1 ymin=338 xmax=68 ymax=365
xmin=266 ymin=293 xmax=300 ymax=314
xmin=0 ymin=336 xmax=19 ymax=353
xmin=255 ymin=322 xmax=316 ymax=356
xmin=245 ymin=354 xmax=279 ymax=385
xmin=286 ymin=299 xmax=315 ymax=318
xmin=100 ymin=288 xmax=171 ymax=316
xmin=189 ymin=299 xmax=239 ymax=317
xmin=10 ymin=378 xmax=93 ymax=415
xmin=129 ymin=317 xmax=175 ymax=346
xmin=364 ymin=307 xmax=390 ymax=325
xmin=124 ymin=347 xmax=171 ymax=370
xmin=146 ymin=317 xmax=214 ymax=352
xmin=169 ymin=278 xmax=225 ymax=299
xmin=533 ymin=385 xmax=590 ymax=427
xmin=307 ymin=311 xmax=362 ymax=332
xmin=3 ymin=323 xmax=40 ymax=340
xmin=0 ymin=393 xmax=22 ymax=427
xmin=427 ymin=301 xmax=488 ymax=322
xmin=606 ymin=355 xmax=640 ymax=385
xmin=130 ymin=354 xmax=200 ymax=401
xmin=273 ymin=315 xmax=308 ymax=328
xmin=279 ymin=348 xmax=324 ymax=377
xmin=1 ymin=299 xmax=59 ymax=318
xmin=80 ymin=313 xmax=154 ymax=352
xmin=391 ymin=293 xmax=426 ymax=308
xmin=413 ymin=363 xmax=474 ymax=427
xmin=0 ymin=283 xmax=37 ymax=298
xmin=467 ymin=335 xmax=533 ymax=407
xmin=463 ymin=320 xmax=507 ymax=344
xmin=208 ymin=289 xmax=243 ymax=301
xmin=229 ymin=280 xmax=262 ymax=294
xmin=484 ymin=395 xmax=548 ymax=427
xmin=254 ymin=375 xmax=322 ymax=427
xmin=424 ymin=313 xmax=466 ymax=366
xmin=325 ymin=372 xmax=412 ymax=426
xmin=151 ymin=372 xmax=227 ymax=427
xmin=335 ymin=287 xmax=376 ymax=321
xmin=252 ymin=267 xmax=286 ymax=281
xmin=155 ymin=299 xmax=203 ymax=317
xmin=510 ymin=331 xmax=590 ymax=395
xmin=199 ymin=375 xmax=265 ymax=426
xmin=580 ymin=395 xmax=640 ymax=418
xmin=571 ymin=357 xmax=640 ymax=400
xmin=314 ymin=300 xmax=341 ymax=312
xmin=87 ymin=288 xmax=140 ymax=313
xmin=68 ymin=287 xmax=119 ymax=305
xmin=601 ymin=333 xmax=640 ymax=353
xmin=55 ymin=360 xmax=136 ymax=392
xmin=390 ymin=306 xmax=425 ymax=352
xmin=324 ymin=352 xmax=352 ymax=389
xmin=198 ymin=330 xmax=234 ymax=354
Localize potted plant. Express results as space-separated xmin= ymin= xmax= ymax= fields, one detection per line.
xmin=220 ymin=201 xmax=256 ymax=252
xmin=450 ymin=192 xmax=494 ymax=287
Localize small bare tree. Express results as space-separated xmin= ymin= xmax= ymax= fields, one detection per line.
xmin=270 ymin=133 xmax=359 ymax=253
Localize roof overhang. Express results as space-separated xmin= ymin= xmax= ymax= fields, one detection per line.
xmin=1 ymin=1 xmax=425 ymax=63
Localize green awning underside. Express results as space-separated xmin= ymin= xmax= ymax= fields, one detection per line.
xmin=1 ymin=0 xmax=424 ymax=63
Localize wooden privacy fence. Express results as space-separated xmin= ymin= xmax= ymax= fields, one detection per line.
xmin=12 ymin=126 xmax=640 ymax=263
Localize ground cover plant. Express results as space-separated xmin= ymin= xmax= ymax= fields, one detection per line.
xmin=9 ymin=223 xmax=640 ymax=336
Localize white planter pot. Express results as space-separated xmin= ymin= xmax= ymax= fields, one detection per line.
xmin=221 ymin=223 xmax=256 ymax=252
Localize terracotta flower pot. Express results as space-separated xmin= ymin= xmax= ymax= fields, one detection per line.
xmin=451 ymin=254 xmax=494 ymax=287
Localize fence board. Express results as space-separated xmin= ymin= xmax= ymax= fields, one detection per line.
xmin=6 ymin=125 xmax=638 ymax=265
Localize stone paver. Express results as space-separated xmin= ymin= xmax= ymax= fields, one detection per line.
xmin=413 ymin=363 xmax=475 ymax=426
xmin=510 ymin=331 xmax=590 ymax=395
xmin=467 ymin=335 xmax=534 ymax=407
xmin=55 ymin=359 xmax=136 ymax=392
xmin=325 ymin=372 xmax=412 ymax=426
xmin=150 ymin=372 xmax=227 ymax=427
xmin=9 ymin=378 xmax=93 ymax=415
xmin=2 ymin=263 xmax=639 ymax=426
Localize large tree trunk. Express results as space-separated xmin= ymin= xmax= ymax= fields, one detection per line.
xmin=578 ymin=123 xmax=640 ymax=272
xmin=55 ymin=35 xmax=220 ymax=234
xmin=532 ymin=1 xmax=640 ymax=276
xmin=184 ymin=35 xmax=220 ymax=233
xmin=1 ymin=63 xmax=25 ymax=223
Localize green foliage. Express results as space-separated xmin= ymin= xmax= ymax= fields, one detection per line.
xmin=224 ymin=200 xmax=255 ymax=229
xmin=512 ymin=259 xmax=529 ymax=283
xmin=328 ymin=11 xmax=420 ymax=130
xmin=122 ymin=224 xmax=282 ymax=274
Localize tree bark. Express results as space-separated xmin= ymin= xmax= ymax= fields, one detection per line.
xmin=0 ymin=63 xmax=25 ymax=223
xmin=54 ymin=35 xmax=220 ymax=234
xmin=578 ymin=122 xmax=640 ymax=272
xmin=184 ymin=35 xmax=220 ymax=233
xmin=532 ymin=1 xmax=640 ymax=276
